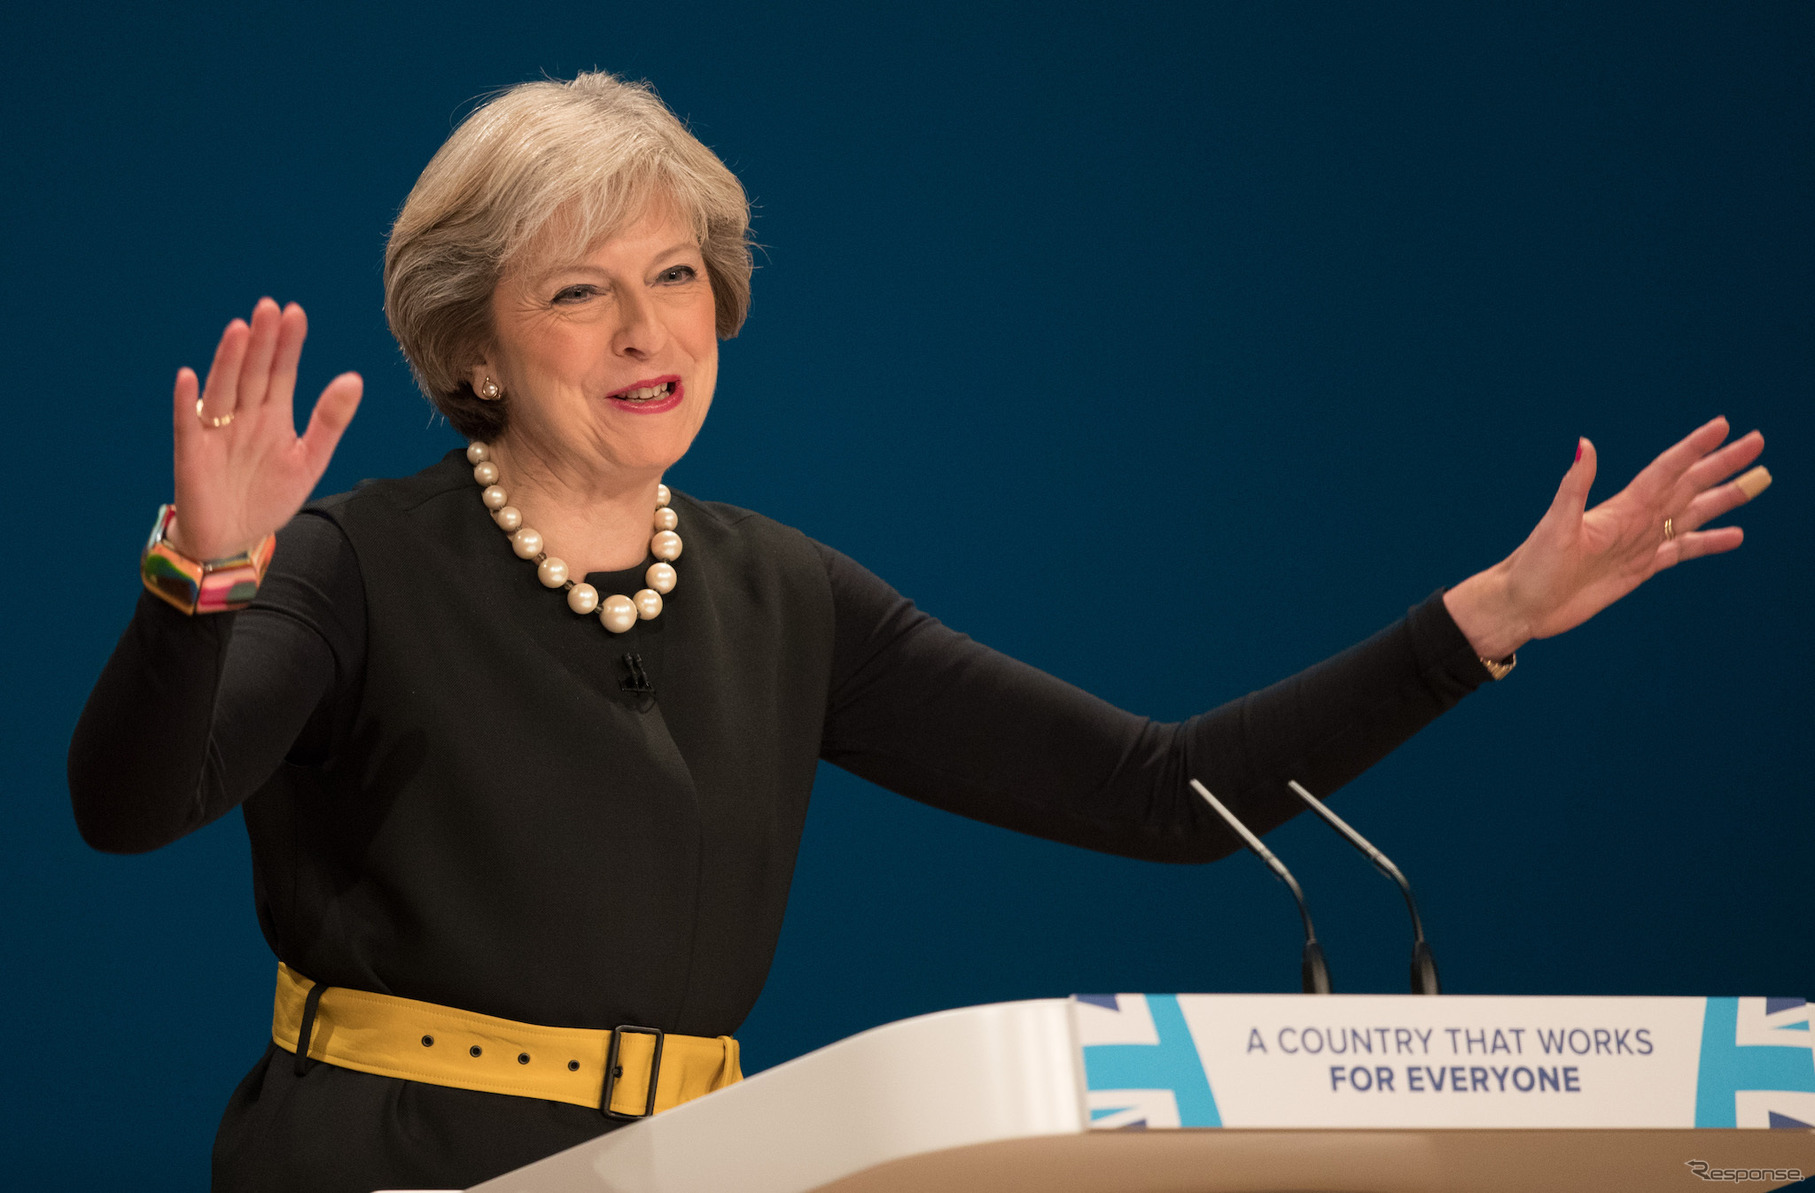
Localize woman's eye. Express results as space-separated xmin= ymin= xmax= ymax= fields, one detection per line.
xmin=659 ymin=265 xmax=698 ymax=284
xmin=552 ymin=285 xmax=596 ymax=304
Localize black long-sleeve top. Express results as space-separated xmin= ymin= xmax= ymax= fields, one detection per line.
xmin=68 ymin=447 xmax=1490 ymax=1191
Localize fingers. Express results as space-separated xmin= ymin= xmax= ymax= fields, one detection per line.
xmin=1734 ymin=465 xmax=1772 ymax=500
xmin=171 ymin=365 xmax=199 ymax=422
xmin=1677 ymin=476 xmax=1753 ymax=534
xmin=171 ymin=366 xmax=201 ymax=456
xmin=267 ymin=303 xmax=309 ymax=418
xmin=298 ymin=372 xmax=363 ymax=478
xmin=1547 ymin=436 xmax=1598 ymax=522
xmin=198 ymin=317 xmax=250 ymax=425
xmin=171 ymin=366 xmax=217 ymax=520
xmin=1655 ymin=524 xmax=1744 ymax=571
xmin=236 ymin=298 xmax=284 ymax=412
xmin=1682 ymin=429 xmax=1764 ymax=492
xmin=1628 ymin=416 xmax=1731 ymax=505
xmin=191 ymin=298 xmax=306 ymax=430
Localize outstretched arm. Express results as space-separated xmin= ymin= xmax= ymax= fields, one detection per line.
xmin=70 ymin=514 xmax=364 ymax=853
xmin=814 ymin=419 xmax=1770 ymax=861
xmin=815 ymin=542 xmax=1489 ymax=864
xmin=69 ymin=299 xmax=366 ymax=852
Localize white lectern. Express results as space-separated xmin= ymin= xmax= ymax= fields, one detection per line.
xmin=450 ymin=994 xmax=1815 ymax=1193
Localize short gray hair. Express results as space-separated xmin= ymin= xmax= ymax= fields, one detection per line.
xmin=384 ymin=72 xmax=752 ymax=441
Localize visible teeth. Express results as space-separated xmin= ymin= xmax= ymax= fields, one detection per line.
xmin=618 ymin=383 xmax=673 ymax=401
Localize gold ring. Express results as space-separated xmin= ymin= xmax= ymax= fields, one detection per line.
xmin=197 ymin=397 xmax=235 ymax=430
xmin=1662 ymin=516 xmax=1674 ymax=541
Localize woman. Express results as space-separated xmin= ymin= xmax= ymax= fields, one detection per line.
xmin=69 ymin=72 xmax=1769 ymax=1192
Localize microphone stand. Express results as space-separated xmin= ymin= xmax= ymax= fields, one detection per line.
xmin=1189 ymin=779 xmax=1332 ymax=995
xmin=1286 ymin=779 xmax=1440 ymax=995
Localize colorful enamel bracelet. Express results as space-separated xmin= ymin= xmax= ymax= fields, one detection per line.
xmin=140 ymin=504 xmax=276 ymax=615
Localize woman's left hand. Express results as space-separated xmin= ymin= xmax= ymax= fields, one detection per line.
xmin=1442 ymin=416 xmax=1769 ymax=663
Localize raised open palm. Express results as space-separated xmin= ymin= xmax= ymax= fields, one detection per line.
xmin=1446 ymin=417 xmax=1769 ymax=661
xmin=1517 ymin=419 xmax=1766 ymax=638
xmin=170 ymin=298 xmax=362 ymax=560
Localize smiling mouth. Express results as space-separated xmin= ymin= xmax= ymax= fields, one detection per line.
xmin=609 ymin=380 xmax=678 ymax=403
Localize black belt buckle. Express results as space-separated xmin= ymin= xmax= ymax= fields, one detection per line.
xmin=601 ymin=1024 xmax=665 ymax=1119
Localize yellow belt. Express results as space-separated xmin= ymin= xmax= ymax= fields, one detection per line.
xmin=271 ymin=963 xmax=741 ymax=1116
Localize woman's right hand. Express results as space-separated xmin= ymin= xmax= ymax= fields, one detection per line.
xmin=169 ymin=297 xmax=363 ymax=560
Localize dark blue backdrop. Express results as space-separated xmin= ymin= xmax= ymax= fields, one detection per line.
xmin=5 ymin=3 xmax=1810 ymax=1188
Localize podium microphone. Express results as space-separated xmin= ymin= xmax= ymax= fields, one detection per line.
xmin=1286 ymin=779 xmax=1440 ymax=996
xmin=1189 ymin=779 xmax=1332 ymax=995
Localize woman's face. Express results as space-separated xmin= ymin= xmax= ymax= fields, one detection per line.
xmin=478 ymin=201 xmax=718 ymax=482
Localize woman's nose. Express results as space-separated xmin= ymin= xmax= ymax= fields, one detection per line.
xmin=611 ymin=291 xmax=667 ymax=358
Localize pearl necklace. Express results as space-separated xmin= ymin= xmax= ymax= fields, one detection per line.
xmin=466 ymin=441 xmax=680 ymax=634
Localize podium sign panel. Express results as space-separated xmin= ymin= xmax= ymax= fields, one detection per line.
xmin=1076 ymin=994 xmax=1815 ymax=1131
xmin=467 ymin=996 xmax=1815 ymax=1193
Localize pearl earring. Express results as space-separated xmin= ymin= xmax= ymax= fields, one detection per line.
xmin=479 ymin=377 xmax=502 ymax=401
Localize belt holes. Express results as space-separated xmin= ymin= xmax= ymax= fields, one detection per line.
xmin=517 ymin=1053 xmax=530 ymax=1065
xmin=613 ymin=1065 xmax=624 ymax=1078
xmin=421 ymin=1035 xmax=434 ymax=1047
xmin=469 ymin=1045 xmax=483 ymax=1058
xmin=567 ymin=1060 xmax=580 ymax=1072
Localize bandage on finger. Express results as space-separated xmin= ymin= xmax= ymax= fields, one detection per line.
xmin=1733 ymin=466 xmax=1772 ymax=501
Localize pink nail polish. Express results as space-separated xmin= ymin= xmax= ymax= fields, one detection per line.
xmin=1574 ymin=440 xmax=1582 ymax=464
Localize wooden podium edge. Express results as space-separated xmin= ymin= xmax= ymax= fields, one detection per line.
xmin=808 ymin=1127 xmax=1815 ymax=1193
xmin=466 ymin=999 xmax=1815 ymax=1193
